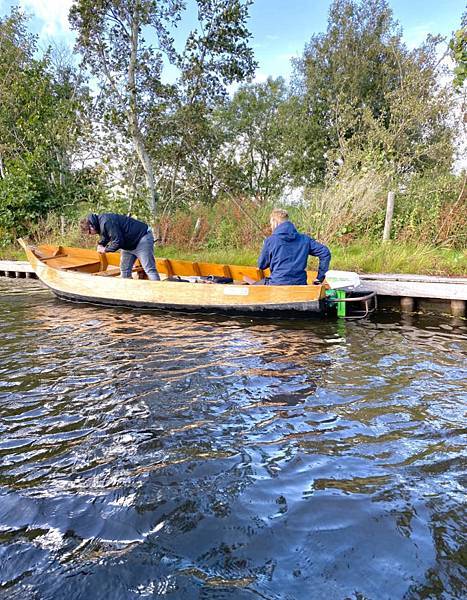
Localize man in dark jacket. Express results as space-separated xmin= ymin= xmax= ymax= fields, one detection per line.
xmin=80 ymin=213 xmax=160 ymax=280
xmin=256 ymin=208 xmax=331 ymax=285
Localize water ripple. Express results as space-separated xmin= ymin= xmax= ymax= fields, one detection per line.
xmin=0 ymin=279 xmax=466 ymax=599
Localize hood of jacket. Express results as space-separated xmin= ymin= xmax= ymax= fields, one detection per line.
xmin=88 ymin=213 xmax=100 ymax=233
xmin=272 ymin=220 xmax=298 ymax=242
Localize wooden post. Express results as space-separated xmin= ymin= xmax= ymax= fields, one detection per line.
xmin=400 ymin=297 xmax=415 ymax=312
xmin=451 ymin=300 xmax=466 ymax=317
xmin=60 ymin=215 xmax=66 ymax=236
xmin=383 ymin=191 xmax=395 ymax=242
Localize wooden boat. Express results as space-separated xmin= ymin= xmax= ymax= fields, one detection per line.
xmin=19 ymin=239 xmax=329 ymax=314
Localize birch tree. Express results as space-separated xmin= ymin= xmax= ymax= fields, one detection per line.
xmin=69 ymin=0 xmax=256 ymax=218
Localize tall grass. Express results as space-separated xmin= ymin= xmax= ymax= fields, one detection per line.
xmin=330 ymin=241 xmax=466 ymax=276
xmin=4 ymin=229 xmax=464 ymax=276
xmin=1 ymin=213 xmax=94 ymax=260
xmin=156 ymin=240 xmax=465 ymax=276
xmin=297 ymin=171 xmax=388 ymax=241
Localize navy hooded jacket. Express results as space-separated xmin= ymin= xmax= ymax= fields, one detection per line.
xmin=88 ymin=213 xmax=150 ymax=253
xmin=258 ymin=221 xmax=331 ymax=285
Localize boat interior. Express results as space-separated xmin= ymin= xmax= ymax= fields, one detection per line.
xmin=32 ymin=244 xmax=321 ymax=285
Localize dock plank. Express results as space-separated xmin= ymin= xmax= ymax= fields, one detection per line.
xmin=358 ymin=274 xmax=467 ymax=300
xmin=0 ymin=260 xmax=35 ymax=273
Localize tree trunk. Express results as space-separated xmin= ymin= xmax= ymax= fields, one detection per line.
xmin=128 ymin=5 xmax=157 ymax=219
xmin=132 ymin=128 xmax=157 ymax=217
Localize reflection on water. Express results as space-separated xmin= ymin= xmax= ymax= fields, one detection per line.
xmin=0 ymin=279 xmax=466 ymax=599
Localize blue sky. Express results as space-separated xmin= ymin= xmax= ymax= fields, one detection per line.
xmin=1 ymin=0 xmax=465 ymax=81
xmin=248 ymin=0 xmax=465 ymax=80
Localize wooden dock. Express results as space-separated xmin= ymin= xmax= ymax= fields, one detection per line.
xmin=357 ymin=273 xmax=466 ymax=316
xmin=0 ymin=260 xmax=465 ymax=316
xmin=358 ymin=273 xmax=466 ymax=299
xmin=0 ymin=260 xmax=37 ymax=278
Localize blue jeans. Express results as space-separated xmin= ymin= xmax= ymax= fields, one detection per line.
xmin=120 ymin=231 xmax=160 ymax=280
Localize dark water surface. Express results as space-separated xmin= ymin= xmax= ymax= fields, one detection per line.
xmin=0 ymin=279 xmax=466 ymax=600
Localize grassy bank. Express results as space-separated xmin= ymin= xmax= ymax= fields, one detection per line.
xmin=159 ymin=242 xmax=466 ymax=277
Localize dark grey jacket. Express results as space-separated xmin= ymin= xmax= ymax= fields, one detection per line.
xmin=88 ymin=213 xmax=149 ymax=252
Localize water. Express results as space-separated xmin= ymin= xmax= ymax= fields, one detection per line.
xmin=0 ymin=278 xmax=466 ymax=600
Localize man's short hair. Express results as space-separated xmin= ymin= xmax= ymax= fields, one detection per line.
xmin=270 ymin=208 xmax=289 ymax=222
xmin=79 ymin=217 xmax=91 ymax=233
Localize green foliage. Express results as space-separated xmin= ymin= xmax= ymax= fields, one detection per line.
xmin=291 ymin=0 xmax=455 ymax=181
xmin=70 ymin=0 xmax=257 ymax=216
xmin=0 ymin=9 xmax=99 ymax=245
xmin=216 ymin=77 xmax=289 ymax=199
xmin=0 ymin=1 xmax=462 ymax=260
xmin=393 ymin=172 xmax=466 ymax=247
xmin=450 ymin=12 xmax=467 ymax=88
xmin=177 ymin=0 xmax=256 ymax=105
xmin=206 ymin=218 xmax=237 ymax=249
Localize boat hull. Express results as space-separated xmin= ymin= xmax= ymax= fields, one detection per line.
xmin=51 ymin=288 xmax=324 ymax=314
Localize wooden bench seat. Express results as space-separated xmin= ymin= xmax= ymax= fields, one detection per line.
xmin=93 ymin=266 xmax=121 ymax=277
xmin=40 ymin=253 xmax=68 ymax=261
xmin=60 ymin=260 xmax=101 ymax=270
xmin=92 ymin=265 xmax=147 ymax=278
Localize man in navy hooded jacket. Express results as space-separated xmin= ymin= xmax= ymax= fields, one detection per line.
xmin=257 ymin=209 xmax=331 ymax=285
xmin=80 ymin=213 xmax=160 ymax=280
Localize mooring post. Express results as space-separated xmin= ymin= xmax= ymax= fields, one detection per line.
xmin=383 ymin=191 xmax=395 ymax=242
xmin=451 ymin=300 xmax=466 ymax=317
xmin=400 ymin=296 xmax=415 ymax=312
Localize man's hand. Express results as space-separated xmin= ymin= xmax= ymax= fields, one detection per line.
xmin=97 ymin=244 xmax=106 ymax=254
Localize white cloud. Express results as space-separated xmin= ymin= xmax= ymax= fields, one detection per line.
xmin=20 ymin=0 xmax=74 ymax=39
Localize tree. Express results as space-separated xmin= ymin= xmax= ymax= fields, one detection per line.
xmin=69 ymin=0 xmax=256 ymax=218
xmin=358 ymin=35 xmax=454 ymax=175
xmin=218 ymin=77 xmax=289 ymax=200
xmin=291 ymin=0 xmax=454 ymax=181
xmin=0 ymin=9 xmax=96 ymax=241
xmin=450 ymin=12 xmax=467 ymax=88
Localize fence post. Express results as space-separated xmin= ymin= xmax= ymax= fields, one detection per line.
xmin=383 ymin=191 xmax=395 ymax=242
xmin=60 ymin=215 xmax=66 ymax=236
